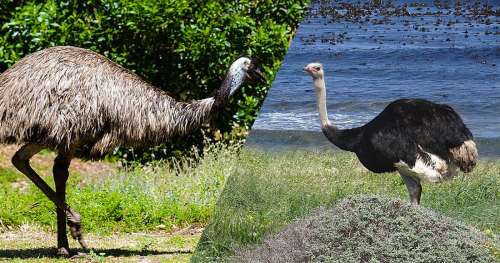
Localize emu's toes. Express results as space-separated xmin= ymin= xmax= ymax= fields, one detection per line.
xmin=70 ymin=252 xmax=88 ymax=259
xmin=56 ymin=247 xmax=70 ymax=257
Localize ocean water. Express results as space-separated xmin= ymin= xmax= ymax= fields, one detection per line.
xmin=248 ymin=0 xmax=500 ymax=158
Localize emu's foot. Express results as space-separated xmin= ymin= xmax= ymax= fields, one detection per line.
xmin=70 ymin=252 xmax=88 ymax=259
xmin=65 ymin=208 xmax=88 ymax=249
xmin=56 ymin=247 xmax=70 ymax=257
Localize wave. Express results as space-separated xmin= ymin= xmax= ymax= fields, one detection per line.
xmin=252 ymin=111 xmax=374 ymax=131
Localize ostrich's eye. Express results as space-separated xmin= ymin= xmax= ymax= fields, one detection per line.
xmin=314 ymin=66 xmax=320 ymax=70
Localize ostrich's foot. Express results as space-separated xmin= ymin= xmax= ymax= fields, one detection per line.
xmin=66 ymin=208 xmax=88 ymax=249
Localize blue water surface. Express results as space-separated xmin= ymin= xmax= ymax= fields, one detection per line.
xmin=249 ymin=1 xmax=499 ymax=157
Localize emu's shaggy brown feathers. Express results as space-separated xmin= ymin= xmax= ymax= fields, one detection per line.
xmin=0 ymin=46 xmax=215 ymax=156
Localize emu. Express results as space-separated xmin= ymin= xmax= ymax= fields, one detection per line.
xmin=0 ymin=46 xmax=265 ymax=256
xmin=304 ymin=63 xmax=477 ymax=205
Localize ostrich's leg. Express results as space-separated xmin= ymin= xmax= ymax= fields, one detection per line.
xmin=11 ymin=144 xmax=87 ymax=254
xmin=399 ymin=172 xmax=422 ymax=205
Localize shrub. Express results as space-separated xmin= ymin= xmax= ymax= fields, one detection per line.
xmin=0 ymin=0 xmax=309 ymax=161
xmin=234 ymin=195 xmax=497 ymax=263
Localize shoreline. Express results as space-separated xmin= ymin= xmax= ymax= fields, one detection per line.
xmin=246 ymin=129 xmax=500 ymax=160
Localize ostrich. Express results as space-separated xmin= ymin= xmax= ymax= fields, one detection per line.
xmin=304 ymin=63 xmax=477 ymax=205
xmin=0 ymin=46 xmax=265 ymax=256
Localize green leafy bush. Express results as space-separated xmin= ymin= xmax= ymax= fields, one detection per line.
xmin=0 ymin=0 xmax=309 ymax=161
xmin=234 ymin=195 xmax=497 ymax=263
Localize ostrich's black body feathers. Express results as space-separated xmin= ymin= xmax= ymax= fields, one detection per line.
xmin=324 ymin=99 xmax=474 ymax=173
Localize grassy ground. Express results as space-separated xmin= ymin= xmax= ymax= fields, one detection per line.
xmin=0 ymin=143 xmax=240 ymax=262
xmin=0 ymin=224 xmax=199 ymax=262
xmin=0 ymin=145 xmax=498 ymax=262
xmin=0 ymin=144 xmax=239 ymax=234
xmin=192 ymin=149 xmax=500 ymax=262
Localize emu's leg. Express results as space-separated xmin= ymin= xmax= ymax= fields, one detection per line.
xmin=11 ymin=144 xmax=87 ymax=255
xmin=54 ymin=151 xmax=87 ymax=253
xmin=53 ymin=152 xmax=73 ymax=256
xmin=399 ymin=172 xmax=422 ymax=205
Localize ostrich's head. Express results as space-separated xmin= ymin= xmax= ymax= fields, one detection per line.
xmin=303 ymin=63 xmax=324 ymax=80
xmin=227 ymin=57 xmax=266 ymax=95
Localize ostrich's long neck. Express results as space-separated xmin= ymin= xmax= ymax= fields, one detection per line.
xmin=314 ymin=77 xmax=361 ymax=152
xmin=315 ymin=77 xmax=330 ymax=128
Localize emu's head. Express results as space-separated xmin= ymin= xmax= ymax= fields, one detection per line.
xmin=303 ymin=63 xmax=324 ymax=80
xmin=227 ymin=57 xmax=266 ymax=95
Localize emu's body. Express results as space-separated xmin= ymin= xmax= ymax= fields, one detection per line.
xmin=0 ymin=46 xmax=219 ymax=156
xmin=304 ymin=63 xmax=477 ymax=205
xmin=0 ymin=46 xmax=264 ymax=256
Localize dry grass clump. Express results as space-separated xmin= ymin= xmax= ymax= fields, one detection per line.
xmin=234 ymin=196 xmax=496 ymax=263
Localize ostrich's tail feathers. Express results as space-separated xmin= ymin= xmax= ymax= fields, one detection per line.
xmin=450 ymin=140 xmax=478 ymax=173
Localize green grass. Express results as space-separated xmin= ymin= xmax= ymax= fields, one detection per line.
xmin=192 ymin=149 xmax=500 ymax=262
xmin=0 ymin=143 xmax=240 ymax=234
xmin=0 ymin=143 xmax=241 ymax=261
xmin=1 ymin=146 xmax=498 ymax=261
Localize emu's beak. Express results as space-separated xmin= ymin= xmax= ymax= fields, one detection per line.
xmin=246 ymin=59 xmax=267 ymax=84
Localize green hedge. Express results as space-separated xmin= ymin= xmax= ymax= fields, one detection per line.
xmin=0 ymin=0 xmax=309 ymax=161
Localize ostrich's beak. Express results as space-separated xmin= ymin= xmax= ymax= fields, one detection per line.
xmin=246 ymin=60 xmax=267 ymax=84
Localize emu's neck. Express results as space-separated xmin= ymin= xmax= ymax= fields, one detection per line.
xmin=313 ymin=76 xmax=360 ymax=152
xmin=170 ymin=69 xmax=245 ymax=136
xmin=100 ymin=68 xmax=245 ymax=155
xmin=213 ymin=67 xmax=245 ymax=111
xmin=162 ymin=67 xmax=245 ymax=135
